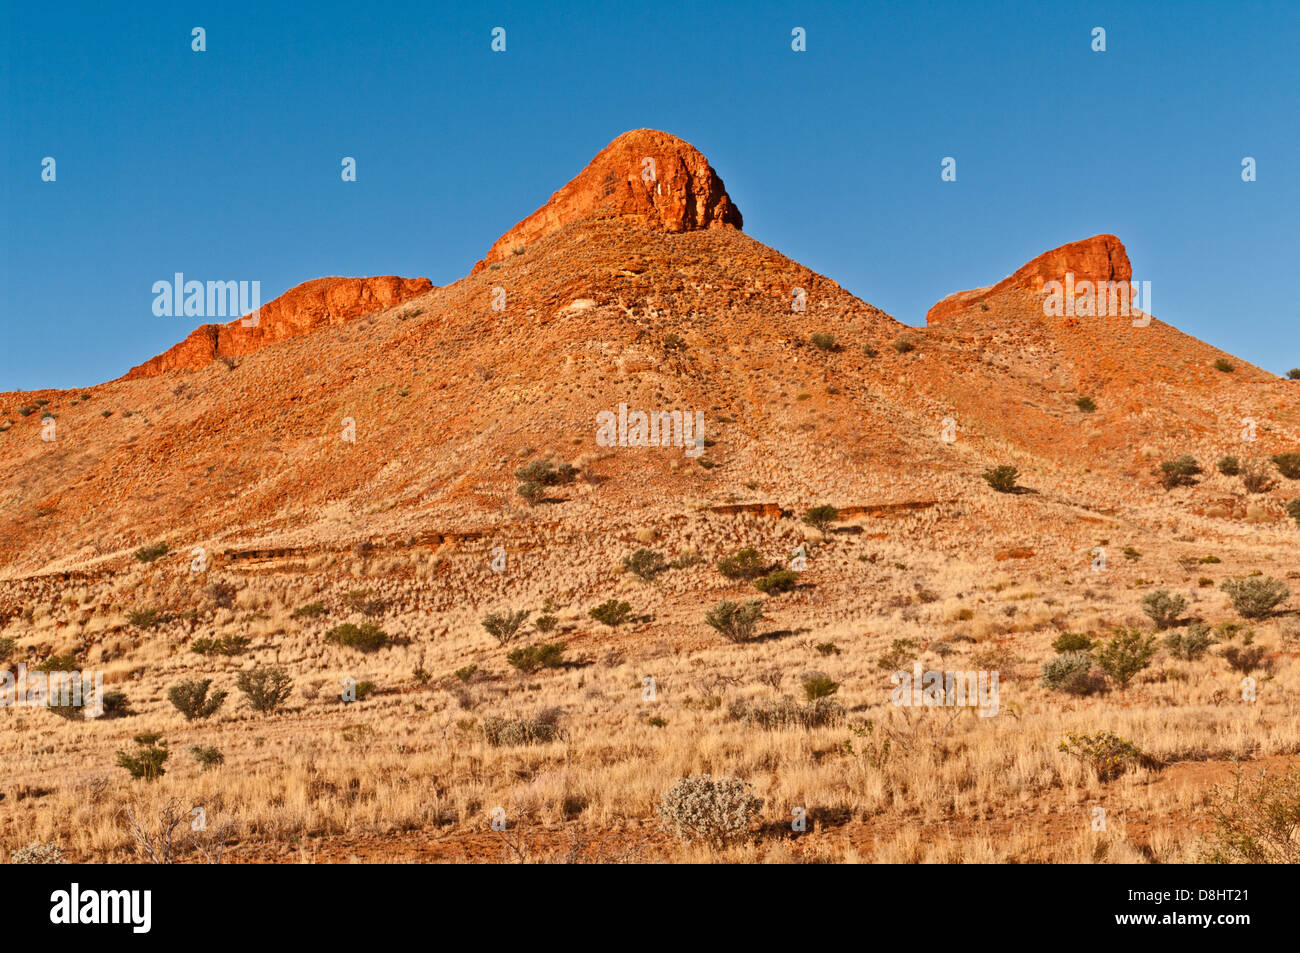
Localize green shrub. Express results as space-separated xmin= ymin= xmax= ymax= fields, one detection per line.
xmin=533 ymin=613 xmax=558 ymax=634
xmin=293 ymin=602 xmax=326 ymax=619
xmin=1214 ymin=358 xmax=1235 ymax=373
xmin=810 ymin=333 xmax=836 ymax=351
xmin=133 ymin=543 xmax=170 ymax=563
xmin=1217 ymin=455 xmax=1241 ymax=476
xmin=1040 ymin=652 xmax=1105 ymax=695
xmin=754 ymin=569 xmax=799 ymax=595
xmin=324 ymin=622 xmax=390 ymax=653
xmin=506 ymin=642 xmax=567 ymax=674
xmin=1241 ymin=459 xmax=1275 ymax=493
xmin=1201 ymin=765 xmax=1300 ymax=863
xmin=876 ymin=637 xmax=919 ymax=672
xmin=1221 ymin=644 xmax=1267 ymax=674
xmin=514 ymin=458 xmax=577 ymax=486
xmin=481 ymin=609 xmax=529 ymax=645
xmin=189 ymin=745 xmax=224 ymax=769
xmin=1158 ymin=455 xmax=1202 ymax=490
xmin=1272 ymin=453 xmax=1300 ymax=479
xmin=454 ymin=664 xmax=478 ymax=683
xmin=190 ymin=635 xmax=251 ymax=656
xmin=235 ymin=666 xmax=293 ymax=714
xmin=892 ymin=337 xmax=916 ymax=354
xmin=1140 ymin=589 xmax=1188 ymax=629
xmin=1221 ymin=576 xmax=1290 ymax=619
xmin=1075 ymin=396 xmax=1097 ymax=413
xmin=623 ymin=549 xmax=667 ymax=581
xmin=589 ymin=599 xmax=633 ymax=627
xmin=716 ymin=547 xmax=767 ymax=581
xmin=167 ymin=679 xmax=227 ymax=721
xmin=1058 ymin=730 xmax=1144 ymax=781
xmin=1289 ymin=369 xmax=1300 ymax=380
xmin=704 ymin=599 xmax=764 ymax=643
xmin=1163 ymin=623 xmax=1215 ymax=661
xmin=116 ymin=733 xmax=168 ymax=781
xmin=35 ymin=652 xmax=79 ymax=673
xmin=516 ymin=481 xmax=546 ymax=505
xmin=802 ymin=504 xmax=839 ymax=533
xmin=657 ymin=775 xmax=763 ymax=847
xmin=1094 ymin=628 xmax=1157 ymax=688
xmin=1288 ymin=499 xmax=1300 ymax=526
xmin=126 ymin=607 xmax=162 ymax=629
xmin=801 ymin=675 xmax=839 ymax=701
xmin=1051 ymin=632 xmax=1094 ymax=654
xmin=982 ymin=465 xmax=1019 ymax=493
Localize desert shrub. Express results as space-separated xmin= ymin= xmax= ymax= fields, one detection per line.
xmin=454 ymin=665 xmax=478 ymax=683
xmin=11 ymin=842 xmax=65 ymax=864
xmin=816 ymin=642 xmax=841 ymax=656
xmin=293 ymin=602 xmax=326 ymax=619
xmin=506 ymin=642 xmax=567 ymax=674
xmin=91 ymin=690 xmax=133 ymax=720
xmin=1051 ymin=632 xmax=1094 ymax=654
xmin=1214 ymin=358 xmax=1235 ymax=372
xmin=754 ymin=569 xmax=798 ymax=595
xmin=35 ymin=652 xmax=79 ymax=673
xmin=892 ymin=336 xmax=916 ymax=354
xmin=729 ymin=696 xmax=844 ymax=730
xmin=589 ymin=599 xmax=632 ymax=627
xmin=481 ymin=609 xmax=529 ymax=645
xmin=1221 ymin=643 xmax=1267 ymax=674
xmin=1288 ymin=499 xmax=1300 ymax=525
xmin=982 ymin=465 xmax=1019 ymax=493
xmin=189 ymin=745 xmax=225 ymax=769
xmin=116 ymin=733 xmax=169 ymax=781
xmin=0 ymin=636 xmax=15 ymax=663
xmin=623 ymin=549 xmax=667 ymax=581
xmin=801 ymin=675 xmax=839 ymax=701
xmin=1058 ymin=730 xmax=1144 ymax=781
xmin=1164 ymin=623 xmax=1215 ymax=661
xmin=347 ymin=680 xmax=377 ymax=702
xmin=1040 ymin=652 xmax=1105 ymax=696
xmin=1272 ymin=452 xmax=1300 ymax=480
xmin=1094 ymin=628 xmax=1157 ymax=687
xmin=324 ymin=622 xmax=390 ymax=653
xmin=802 ymin=504 xmax=839 ymax=533
xmin=1158 ymin=455 xmax=1202 ymax=490
xmin=516 ymin=481 xmax=545 ymax=505
xmin=1075 ymin=395 xmax=1097 ymax=413
xmin=1241 ymin=459 xmax=1276 ymax=493
xmin=514 ymin=458 xmax=577 ymax=486
xmin=876 ymin=637 xmax=918 ymax=672
xmin=340 ymin=590 xmax=388 ymax=617
xmin=167 ymin=679 xmax=227 ymax=721
xmin=134 ymin=543 xmax=170 ymax=563
xmin=1201 ymin=765 xmax=1300 ymax=863
xmin=533 ymin=613 xmax=558 ymax=634
xmin=235 ymin=666 xmax=293 ymax=715
xmin=862 ymin=344 xmax=879 ymax=358
xmin=190 ymin=635 xmax=250 ymax=656
xmin=704 ymin=600 xmax=764 ymax=643
xmin=1221 ymin=577 xmax=1290 ymax=619
xmin=810 ymin=332 xmax=836 ymax=351
xmin=716 ymin=546 xmax=767 ymax=581
xmin=1289 ymin=369 xmax=1300 ymax=380
xmin=1216 ymin=455 xmax=1241 ymax=476
xmin=481 ymin=708 xmax=561 ymax=747
xmin=126 ymin=607 xmax=162 ymax=629
xmin=1140 ymin=589 xmax=1188 ymax=629
xmin=657 ymin=775 xmax=763 ymax=847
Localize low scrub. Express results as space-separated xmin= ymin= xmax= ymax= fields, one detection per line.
xmin=324 ymin=622 xmax=391 ymax=653
xmin=657 ymin=775 xmax=763 ymax=847
xmin=1221 ymin=577 xmax=1290 ymax=620
xmin=481 ymin=708 xmax=562 ymax=747
xmin=704 ymin=600 xmax=764 ymax=643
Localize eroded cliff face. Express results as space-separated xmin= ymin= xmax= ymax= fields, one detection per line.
xmin=124 ymin=276 xmax=432 ymax=379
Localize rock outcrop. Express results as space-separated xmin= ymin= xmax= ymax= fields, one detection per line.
xmin=471 ymin=128 xmax=742 ymax=274
xmin=124 ymin=276 xmax=432 ymax=378
xmin=926 ymin=234 xmax=1131 ymax=325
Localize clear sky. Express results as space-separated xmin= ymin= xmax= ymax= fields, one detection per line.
xmin=3 ymin=0 xmax=1297 ymax=390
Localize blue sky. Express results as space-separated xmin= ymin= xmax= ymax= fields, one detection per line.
xmin=3 ymin=0 xmax=1297 ymax=390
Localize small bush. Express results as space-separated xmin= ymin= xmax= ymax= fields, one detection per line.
xmin=810 ymin=332 xmax=836 ymax=351
xmin=1217 ymin=456 xmax=1241 ymax=476
xmin=517 ymin=481 xmax=546 ymax=506
xmin=589 ymin=599 xmax=633 ymax=627
xmin=1221 ymin=643 xmax=1267 ymax=674
xmin=454 ymin=664 xmax=478 ymax=683
xmin=293 ymin=602 xmax=326 ymax=619
xmin=1058 ymin=730 xmax=1144 ymax=781
xmin=802 ymin=504 xmax=839 ymax=533
xmin=506 ymin=642 xmax=567 ymax=674
xmin=754 ymin=569 xmax=798 ymax=595
xmin=126 ymin=607 xmax=162 ymax=630
xmin=892 ymin=337 xmax=916 ymax=354
xmin=481 ymin=708 xmax=562 ymax=747
xmin=704 ymin=600 xmax=764 ymax=643
xmin=481 ymin=609 xmax=530 ymax=645
xmin=1075 ymin=396 xmax=1097 ymax=413
xmin=1287 ymin=499 xmax=1300 ymax=525
xmin=1214 ymin=358 xmax=1235 ymax=373
xmin=1272 ymin=453 xmax=1300 ymax=480
xmin=1158 ymin=455 xmax=1202 ymax=490
xmin=982 ymin=465 xmax=1019 ymax=493
xmin=324 ymin=622 xmax=390 ymax=653
xmin=514 ymin=458 xmax=577 ymax=486
xmin=657 ymin=775 xmax=763 ymax=847
xmin=134 ymin=543 xmax=169 ymax=563
xmin=1289 ymin=369 xmax=1300 ymax=380
xmin=167 ymin=679 xmax=227 ymax=721
xmin=1241 ymin=459 xmax=1276 ymax=493
xmin=729 ymin=696 xmax=844 ymax=730
xmin=1164 ymin=623 xmax=1215 ymax=661
xmin=1201 ymin=765 xmax=1300 ymax=863
xmin=1140 ymin=589 xmax=1188 ymax=630
xmin=1041 ymin=652 xmax=1105 ymax=696
xmin=190 ymin=635 xmax=250 ymax=656
xmin=877 ymin=637 xmax=919 ymax=672
xmin=235 ymin=666 xmax=293 ymax=715
xmin=1094 ymin=628 xmax=1157 ymax=688
xmin=116 ymin=733 xmax=169 ymax=781
xmin=1051 ymin=632 xmax=1094 ymax=654
xmin=1221 ymin=577 xmax=1290 ymax=619
xmin=189 ymin=745 xmax=225 ymax=769
xmin=716 ymin=547 xmax=767 ymax=581
xmin=623 ymin=549 xmax=667 ymax=581
xmin=11 ymin=842 xmax=65 ymax=864
xmin=801 ymin=675 xmax=839 ymax=701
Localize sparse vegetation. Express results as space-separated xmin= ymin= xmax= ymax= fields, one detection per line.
xmin=1058 ymin=730 xmax=1144 ymax=781
xmin=802 ymin=504 xmax=839 ymax=533
xmin=589 ymin=599 xmax=633 ymax=627
xmin=704 ymin=599 xmax=764 ymax=643
xmin=325 ymin=622 xmax=391 ymax=653
xmin=623 ymin=549 xmax=667 ymax=581
xmin=1221 ymin=576 xmax=1290 ymax=620
xmin=1094 ymin=628 xmax=1157 ymax=688
xmin=235 ymin=666 xmax=293 ymax=715
xmin=116 ymin=733 xmax=169 ymax=781
xmin=1213 ymin=358 xmax=1235 ymax=372
xmin=1140 ymin=589 xmax=1188 ymax=629
xmin=717 ymin=547 xmax=767 ymax=581
xmin=1216 ymin=455 xmax=1240 ymax=476
xmin=190 ymin=635 xmax=251 ymax=656
xmin=1158 ymin=454 xmax=1202 ymax=490
xmin=167 ymin=679 xmax=227 ymax=721
xmin=982 ymin=465 xmax=1019 ymax=493
xmin=1075 ymin=395 xmax=1097 ymax=413
xmin=134 ymin=543 xmax=170 ymax=563
xmin=1201 ymin=765 xmax=1300 ymax=863
xmin=658 ymin=775 xmax=762 ymax=847
xmin=1272 ymin=452 xmax=1300 ymax=480
xmin=481 ymin=609 xmax=530 ymax=645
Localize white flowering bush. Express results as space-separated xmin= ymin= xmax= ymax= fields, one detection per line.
xmin=11 ymin=841 xmax=65 ymax=864
xmin=658 ymin=774 xmax=762 ymax=847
